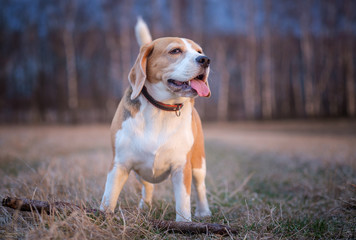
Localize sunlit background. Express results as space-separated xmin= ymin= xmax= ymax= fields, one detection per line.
xmin=0 ymin=0 xmax=355 ymax=123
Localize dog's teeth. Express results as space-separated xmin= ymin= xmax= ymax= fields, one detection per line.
xmin=188 ymin=81 xmax=191 ymax=86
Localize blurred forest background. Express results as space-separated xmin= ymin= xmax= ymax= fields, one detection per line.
xmin=0 ymin=0 xmax=355 ymax=123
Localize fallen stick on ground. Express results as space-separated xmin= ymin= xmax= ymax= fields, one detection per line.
xmin=150 ymin=219 xmax=237 ymax=235
xmin=2 ymin=196 xmax=237 ymax=236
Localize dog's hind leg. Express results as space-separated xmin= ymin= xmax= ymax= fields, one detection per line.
xmin=192 ymin=157 xmax=211 ymax=217
xmin=137 ymin=176 xmax=154 ymax=209
xmin=190 ymin=109 xmax=211 ymax=218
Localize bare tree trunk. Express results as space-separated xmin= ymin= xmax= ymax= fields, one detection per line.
xmin=345 ymin=0 xmax=355 ymax=117
xmin=217 ymin=43 xmax=230 ymax=121
xmin=329 ymin=46 xmax=343 ymax=116
xmin=192 ymin=0 xmax=203 ymax=44
xmin=277 ymin=39 xmax=293 ymax=117
xmin=291 ymin=60 xmax=304 ymax=117
xmin=242 ymin=52 xmax=257 ymax=119
xmin=62 ymin=1 xmax=79 ymax=122
xmin=63 ymin=29 xmax=78 ymax=110
xmin=105 ymin=30 xmax=121 ymax=111
xmin=345 ymin=45 xmax=355 ymax=117
xmin=318 ymin=56 xmax=332 ymax=116
xmin=151 ymin=0 xmax=163 ymax=37
xmin=243 ymin=0 xmax=259 ymax=119
xmin=171 ymin=0 xmax=182 ymax=36
xmin=119 ymin=0 xmax=132 ymax=96
xmin=102 ymin=1 xmax=122 ymax=115
xmin=301 ymin=36 xmax=314 ymax=117
xmin=300 ymin=3 xmax=315 ymax=117
xmin=261 ymin=0 xmax=275 ymax=119
xmin=315 ymin=1 xmax=335 ymax=116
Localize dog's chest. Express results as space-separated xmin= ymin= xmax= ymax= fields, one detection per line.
xmin=115 ymin=102 xmax=194 ymax=183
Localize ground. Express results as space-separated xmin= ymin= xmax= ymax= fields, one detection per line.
xmin=0 ymin=120 xmax=355 ymax=239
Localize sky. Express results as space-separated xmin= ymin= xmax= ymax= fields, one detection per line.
xmin=1 ymin=0 xmax=355 ymax=38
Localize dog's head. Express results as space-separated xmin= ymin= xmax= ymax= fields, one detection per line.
xmin=129 ymin=37 xmax=211 ymax=102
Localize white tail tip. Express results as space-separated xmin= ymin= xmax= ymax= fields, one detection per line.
xmin=135 ymin=17 xmax=152 ymax=46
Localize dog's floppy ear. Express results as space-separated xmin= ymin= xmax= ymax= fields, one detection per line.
xmin=128 ymin=43 xmax=154 ymax=100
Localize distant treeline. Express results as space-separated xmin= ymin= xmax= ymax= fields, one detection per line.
xmin=0 ymin=0 xmax=355 ymax=123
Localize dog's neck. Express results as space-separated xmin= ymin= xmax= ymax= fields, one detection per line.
xmin=137 ymin=91 xmax=194 ymax=120
xmin=141 ymin=86 xmax=183 ymax=115
xmin=144 ymin=82 xmax=191 ymax=105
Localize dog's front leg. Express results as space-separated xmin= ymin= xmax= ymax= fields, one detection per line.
xmin=100 ymin=163 xmax=129 ymax=212
xmin=137 ymin=177 xmax=154 ymax=209
xmin=171 ymin=166 xmax=192 ymax=222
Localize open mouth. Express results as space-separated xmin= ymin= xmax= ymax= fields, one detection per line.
xmin=167 ymin=74 xmax=210 ymax=97
xmin=167 ymin=74 xmax=205 ymax=87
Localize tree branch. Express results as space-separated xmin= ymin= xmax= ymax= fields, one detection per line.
xmin=2 ymin=196 xmax=237 ymax=236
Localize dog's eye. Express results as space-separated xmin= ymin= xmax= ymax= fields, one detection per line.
xmin=197 ymin=50 xmax=202 ymax=54
xmin=169 ymin=48 xmax=182 ymax=54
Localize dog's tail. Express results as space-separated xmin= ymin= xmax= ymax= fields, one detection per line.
xmin=135 ymin=17 xmax=152 ymax=46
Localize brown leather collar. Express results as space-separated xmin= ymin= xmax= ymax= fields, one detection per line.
xmin=141 ymin=86 xmax=183 ymax=116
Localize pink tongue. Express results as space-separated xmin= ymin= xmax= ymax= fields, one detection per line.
xmin=190 ymin=80 xmax=210 ymax=97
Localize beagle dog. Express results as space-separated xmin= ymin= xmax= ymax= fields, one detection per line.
xmin=100 ymin=18 xmax=211 ymax=222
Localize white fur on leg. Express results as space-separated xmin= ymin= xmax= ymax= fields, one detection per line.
xmin=138 ymin=179 xmax=154 ymax=209
xmin=100 ymin=164 xmax=129 ymax=212
xmin=171 ymin=169 xmax=191 ymax=222
xmin=192 ymin=158 xmax=211 ymax=217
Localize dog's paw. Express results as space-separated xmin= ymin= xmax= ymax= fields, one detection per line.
xmin=194 ymin=208 xmax=212 ymax=218
xmin=99 ymin=204 xmax=112 ymax=213
xmin=176 ymin=215 xmax=192 ymax=222
xmin=138 ymin=199 xmax=152 ymax=210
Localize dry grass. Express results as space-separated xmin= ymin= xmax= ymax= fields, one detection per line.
xmin=0 ymin=121 xmax=355 ymax=239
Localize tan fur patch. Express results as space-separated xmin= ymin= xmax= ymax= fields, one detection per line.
xmin=146 ymin=38 xmax=186 ymax=84
xmin=184 ymin=39 xmax=203 ymax=54
xmin=129 ymin=44 xmax=154 ymax=99
xmin=189 ymin=106 xmax=205 ymax=170
xmin=184 ymin=103 xmax=205 ymax=194
xmin=183 ymin=156 xmax=192 ymax=195
xmin=109 ymin=87 xmax=141 ymax=171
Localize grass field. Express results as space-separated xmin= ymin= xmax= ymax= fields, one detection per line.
xmin=0 ymin=120 xmax=355 ymax=239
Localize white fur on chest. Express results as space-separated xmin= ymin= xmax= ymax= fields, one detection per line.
xmin=114 ymin=96 xmax=194 ymax=183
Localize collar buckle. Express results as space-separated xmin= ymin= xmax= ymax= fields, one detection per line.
xmin=175 ymin=104 xmax=183 ymax=117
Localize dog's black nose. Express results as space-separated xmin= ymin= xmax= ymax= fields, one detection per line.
xmin=195 ymin=56 xmax=210 ymax=68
